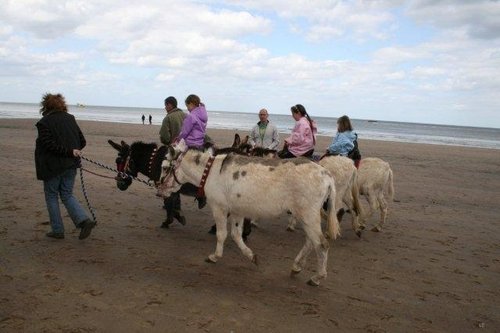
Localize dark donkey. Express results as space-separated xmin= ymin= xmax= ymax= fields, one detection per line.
xmin=108 ymin=139 xmax=202 ymax=226
xmin=108 ymin=135 xmax=253 ymax=239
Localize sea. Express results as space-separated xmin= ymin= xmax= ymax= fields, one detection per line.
xmin=1 ymin=101 xmax=499 ymax=150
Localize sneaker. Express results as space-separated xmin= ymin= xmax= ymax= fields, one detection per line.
xmin=46 ymin=231 xmax=64 ymax=239
xmin=78 ymin=219 xmax=96 ymax=240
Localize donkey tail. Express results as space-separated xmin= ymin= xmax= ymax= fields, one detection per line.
xmin=351 ymin=170 xmax=363 ymax=217
xmin=325 ymin=182 xmax=341 ymax=240
xmin=387 ymin=167 xmax=395 ymax=202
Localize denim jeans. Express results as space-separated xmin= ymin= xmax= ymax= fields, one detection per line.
xmin=43 ymin=168 xmax=89 ymax=233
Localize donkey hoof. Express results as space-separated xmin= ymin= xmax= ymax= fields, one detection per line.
xmin=359 ymin=225 xmax=366 ymax=230
xmin=290 ymin=269 xmax=301 ymax=277
xmin=205 ymin=255 xmax=217 ymax=264
xmin=286 ymin=227 xmax=295 ymax=232
xmin=251 ymin=254 xmax=258 ymax=266
xmin=306 ymin=279 xmax=320 ymax=287
xmin=356 ymin=230 xmax=362 ymax=238
xmin=371 ymin=226 xmax=381 ymax=232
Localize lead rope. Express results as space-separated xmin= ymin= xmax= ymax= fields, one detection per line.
xmin=78 ymin=158 xmax=98 ymax=225
xmin=80 ymin=155 xmax=154 ymax=187
xmin=76 ymin=155 xmax=159 ymax=225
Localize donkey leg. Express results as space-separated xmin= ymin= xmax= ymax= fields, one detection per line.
xmin=372 ymin=193 xmax=388 ymax=232
xmin=287 ymin=215 xmax=299 ymax=232
xmin=230 ymin=217 xmax=257 ymax=265
xmin=302 ymin=216 xmax=330 ymax=286
xmin=345 ymin=196 xmax=362 ymax=238
xmin=291 ymin=238 xmax=313 ymax=276
xmin=242 ymin=218 xmax=252 ymax=241
xmin=161 ymin=196 xmax=175 ymax=228
xmin=172 ymin=192 xmax=186 ymax=225
xmin=360 ymin=194 xmax=376 ymax=229
xmin=206 ymin=206 xmax=228 ymax=263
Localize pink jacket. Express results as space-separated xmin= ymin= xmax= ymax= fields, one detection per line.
xmin=285 ymin=116 xmax=317 ymax=156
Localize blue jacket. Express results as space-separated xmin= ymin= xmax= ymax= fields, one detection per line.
xmin=327 ymin=131 xmax=357 ymax=156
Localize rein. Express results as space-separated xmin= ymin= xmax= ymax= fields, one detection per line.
xmin=80 ymin=156 xmax=154 ymax=187
xmin=196 ymin=155 xmax=215 ymax=197
xmin=161 ymin=150 xmax=186 ymax=187
xmin=77 ymin=158 xmax=97 ymax=225
xmin=147 ymin=145 xmax=168 ymax=183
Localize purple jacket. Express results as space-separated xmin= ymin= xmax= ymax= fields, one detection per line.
xmin=178 ymin=104 xmax=208 ymax=147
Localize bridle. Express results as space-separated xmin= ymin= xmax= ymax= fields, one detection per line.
xmin=115 ymin=144 xmax=168 ymax=185
xmin=115 ymin=153 xmax=132 ymax=180
xmin=160 ymin=147 xmax=186 ymax=187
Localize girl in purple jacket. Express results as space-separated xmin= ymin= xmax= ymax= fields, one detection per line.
xmin=177 ymin=94 xmax=208 ymax=149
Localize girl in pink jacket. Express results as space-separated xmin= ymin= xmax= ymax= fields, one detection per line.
xmin=279 ymin=104 xmax=317 ymax=158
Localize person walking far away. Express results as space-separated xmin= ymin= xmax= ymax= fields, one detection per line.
xmin=248 ymin=108 xmax=280 ymax=149
xmin=278 ymin=104 xmax=317 ymax=158
xmin=35 ymin=93 xmax=96 ymax=240
xmin=327 ymin=115 xmax=361 ymax=168
xmin=149 ymin=114 xmax=152 ymax=125
xmin=141 ymin=114 xmax=145 ymax=124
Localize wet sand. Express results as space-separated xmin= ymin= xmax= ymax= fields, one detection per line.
xmin=1 ymin=118 xmax=499 ymax=332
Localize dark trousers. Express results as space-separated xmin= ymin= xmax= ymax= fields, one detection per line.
xmin=164 ymin=192 xmax=181 ymax=218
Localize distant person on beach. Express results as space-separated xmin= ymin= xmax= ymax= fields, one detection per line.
xmin=159 ymin=96 xmax=188 ymax=228
xmin=141 ymin=114 xmax=145 ymax=124
xmin=327 ymin=115 xmax=361 ymax=168
xmin=35 ymin=93 xmax=95 ymax=240
xmin=248 ymin=108 xmax=280 ymax=150
xmin=278 ymin=104 xmax=317 ymax=158
xmin=149 ymin=114 xmax=152 ymax=125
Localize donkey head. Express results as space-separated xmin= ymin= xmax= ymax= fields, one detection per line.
xmin=108 ymin=139 xmax=133 ymax=191
xmin=157 ymin=139 xmax=188 ymax=197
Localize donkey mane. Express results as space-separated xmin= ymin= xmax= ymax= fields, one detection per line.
xmin=130 ymin=141 xmax=158 ymax=151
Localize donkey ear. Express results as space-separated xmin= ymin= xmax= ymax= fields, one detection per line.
xmin=177 ymin=139 xmax=188 ymax=153
xmin=207 ymin=145 xmax=216 ymax=157
xmin=120 ymin=140 xmax=130 ymax=150
xmin=242 ymin=135 xmax=249 ymax=145
xmin=108 ymin=139 xmax=122 ymax=151
xmin=165 ymin=146 xmax=175 ymax=161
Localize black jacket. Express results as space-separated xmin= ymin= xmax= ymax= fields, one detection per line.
xmin=35 ymin=111 xmax=86 ymax=180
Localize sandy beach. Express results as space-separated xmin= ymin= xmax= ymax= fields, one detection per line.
xmin=1 ymin=118 xmax=499 ymax=332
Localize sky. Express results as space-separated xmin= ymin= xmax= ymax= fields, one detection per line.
xmin=1 ymin=0 xmax=499 ymax=128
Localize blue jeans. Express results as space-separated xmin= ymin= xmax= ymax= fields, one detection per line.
xmin=43 ymin=168 xmax=89 ymax=233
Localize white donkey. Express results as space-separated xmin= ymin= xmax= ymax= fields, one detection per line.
xmin=287 ymin=155 xmax=363 ymax=237
xmin=357 ymin=157 xmax=394 ymax=232
xmin=158 ymin=140 xmax=340 ymax=286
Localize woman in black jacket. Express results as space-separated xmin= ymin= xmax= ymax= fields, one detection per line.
xmin=35 ymin=93 xmax=95 ymax=240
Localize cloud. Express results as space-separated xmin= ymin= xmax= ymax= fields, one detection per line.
xmin=0 ymin=0 xmax=92 ymax=39
xmin=406 ymin=0 xmax=500 ymax=40
xmin=0 ymin=0 xmax=499 ymax=127
xmin=228 ymin=0 xmax=397 ymax=41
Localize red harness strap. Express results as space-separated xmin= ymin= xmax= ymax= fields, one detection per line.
xmin=197 ymin=156 xmax=215 ymax=198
